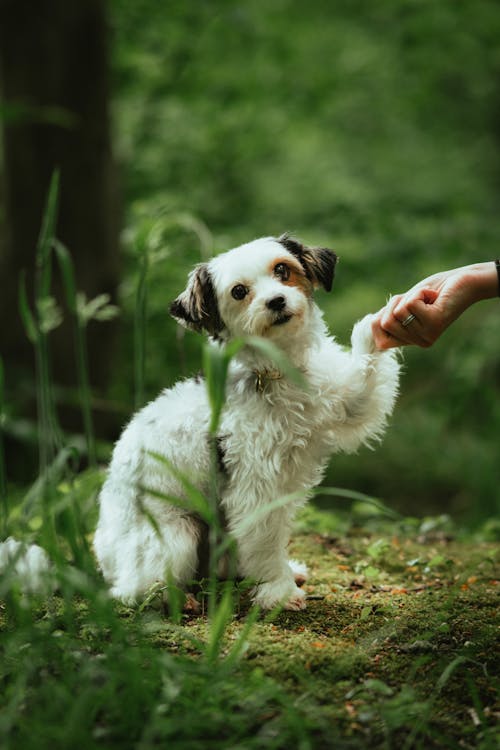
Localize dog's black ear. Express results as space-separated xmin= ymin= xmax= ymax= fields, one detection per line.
xmin=169 ymin=264 xmax=224 ymax=337
xmin=278 ymin=234 xmax=337 ymax=292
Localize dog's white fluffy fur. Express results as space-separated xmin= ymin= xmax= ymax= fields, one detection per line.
xmin=93 ymin=235 xmax=400 ymax=610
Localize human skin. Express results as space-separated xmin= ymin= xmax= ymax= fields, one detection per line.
xmin=371 ymin=262 xmax=499 ymax=350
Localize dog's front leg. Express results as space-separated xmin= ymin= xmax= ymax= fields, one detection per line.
xmin=227 ymin=506 xmax=306 ymax=611
xmin=329 ymin=313 xmax=400 ymax=448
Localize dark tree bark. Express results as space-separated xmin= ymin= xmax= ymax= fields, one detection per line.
xmin=0 ymin=0 xmax=120 ymax=392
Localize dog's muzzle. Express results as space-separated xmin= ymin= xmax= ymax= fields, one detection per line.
xmin=266 ymin=295 xmax=286 ymax=312
xmin=266 ymin=295 xmax=293 ymax=326
xmin=272 ymin=313 xmax=293 ymax=326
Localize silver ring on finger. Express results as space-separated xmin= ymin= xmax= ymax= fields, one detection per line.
xmin=401 ymin=313 xmax=416 ymax=328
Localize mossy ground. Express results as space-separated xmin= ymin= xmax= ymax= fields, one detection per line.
xmin=1 ymin=506 xmax=498 ymax=749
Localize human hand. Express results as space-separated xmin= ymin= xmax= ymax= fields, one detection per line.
xmin=372 ymin=263 xmax=498 ymax=350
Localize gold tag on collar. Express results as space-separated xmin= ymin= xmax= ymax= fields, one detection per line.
xmin=254 ymin=368 xmax=282 ymax=393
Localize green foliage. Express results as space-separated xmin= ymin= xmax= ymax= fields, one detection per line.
xmin=106 ymin=0 xmax=500 ymax=525
xmin=2 ymin=492 xmax=498 ymax=750
xmin=1 ymin=3 xmax=500 ymax=748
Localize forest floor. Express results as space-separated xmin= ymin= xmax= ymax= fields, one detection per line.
xmin=1 ymin=505 xmax=498 ymax=750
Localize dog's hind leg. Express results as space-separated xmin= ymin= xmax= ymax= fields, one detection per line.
xmin=102 ymin=515 xmax=201 ymax=606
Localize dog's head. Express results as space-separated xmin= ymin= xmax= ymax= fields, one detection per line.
xmin=170 ymin=235 xmax=337 ymax=344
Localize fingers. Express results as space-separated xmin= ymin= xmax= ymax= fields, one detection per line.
xmin=392 ymin=289 xmax=445 ymax=346
xmin=372 ymin=297 xmax=406 ymax=349
xmin=378 ymin=299 xmax=427 ymax=347
xmin=371 ymin=316 xmax=403 ymax=350
xmin=373 ymin=289 xmax=442 ymax=349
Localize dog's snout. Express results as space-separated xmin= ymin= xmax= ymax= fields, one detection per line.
xmin=266 ymin=295 xmax=286 ymax=312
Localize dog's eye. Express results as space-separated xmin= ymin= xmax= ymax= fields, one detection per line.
xmin=231 ymin=284 xmax=248 ymax=301
xmin=274 ymin=262 xmax=290 ymax=281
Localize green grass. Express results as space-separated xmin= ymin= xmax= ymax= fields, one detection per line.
xmin=1 ymin=503 xmax=498 ymax=750
xmin=2 ymin=172 xmax=499 ymax=750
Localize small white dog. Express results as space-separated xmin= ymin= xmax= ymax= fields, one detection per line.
xmin=93 ymin=234 xmax=400 ymax=611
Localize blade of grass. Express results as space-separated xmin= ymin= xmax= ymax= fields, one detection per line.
xmin=35 ymin=169 xmax=60 ymax=298
xmin=19 ymin=171 xmax=64 ymax=477
xmin=18 ymin=272 xmax=38 ymax=344
xmin=147 ymin=451 xmax=213 ymax=522
xmin=205 ymin=585 xmax=234 ymax=662
xmin=35 ymin=171 xmax=63 ymax=471
xmin=216 ymin=489 xmax=307 ymax=559
xmin=202 ymin=340 xmax=243 ymax=620
xmin=246 ymin=335 xmax=308 ymax=390
xmin=202 ymin=334 xmax=304 ymax=623
xmin=402 ymin=656 xmax=478 ymax=750
xmin=314 ymin=486 xmax=402 ymax=520
xmin=222 ymin=603 xmax=262 ymax=669
xmin=134 ymin=243 xmax=149 ymax=410
xmin=203 ymin=338 xmax=245 ymax=434
xmin=53 ymin=240 xmax=96 ymax=465
xmin=203 ymin=336 xmax=306 ymax=436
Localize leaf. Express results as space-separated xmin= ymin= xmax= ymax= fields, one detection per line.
xmin=245 ymin=336 xmax=307 ymax=390
xmin=146 ymin=451 xmax=214 ymax=523
xmin=360 ymin=606 xmax=372 ymax=621
xmin=165 ymin=572 xmax=185 ymax=625
xmin=223 ymin=605 xmax=261 ymax=668
xmin=18 ymin=272 xmax=38 ymax=343
xmin=53 ymin=240 xmax=77 ymax=313
xmin=427 ymin=554 xmax=446 ymax=568
xmin=203 ymin=338 xmax=246 ymax=434
xmin=36 ymin=170 xmax=60 ymax=297
xmin=206 ymin=586 xmax=234 ymax=662
xmin=216 ymin=488 xmax=307 ymax=558
xmin=36 ymin=296 xmax=63 ymax=334
xmin=436 ymin=656 xmax=468 ymax=692
xmin=314 ymin=487 xmax=401 ymax=520
xmin=203 ymin=335 xmax=309 ymax=435
xmin=363 ymin=565 xmax=381 ymax=580
xmin=363 ymin=678 xmax=394 ymax=697
xmin=76 ymin=292 xmax=120 ymax=325
xmin=366 ymin=538 xmax=391 ymax=560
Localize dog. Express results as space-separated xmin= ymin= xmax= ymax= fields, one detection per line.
xmin=92 ymin=234 xmax=400 ymax=611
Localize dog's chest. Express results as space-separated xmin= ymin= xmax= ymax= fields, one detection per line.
xmin=219 ymin=382 xmax=329 ymax=496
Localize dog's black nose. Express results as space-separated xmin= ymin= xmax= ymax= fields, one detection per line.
xmin=266 ymin=295 xmax=286 ymax=312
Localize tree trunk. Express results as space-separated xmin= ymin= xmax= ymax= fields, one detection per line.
xmin=0 ymin=0 xmax=120 ymax=425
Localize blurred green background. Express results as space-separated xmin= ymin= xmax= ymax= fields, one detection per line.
xmin=2 ymin=0 xmax=499 ymax=525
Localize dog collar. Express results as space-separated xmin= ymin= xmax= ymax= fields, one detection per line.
xmin=253 ymin=368 xmax=283 ymax=393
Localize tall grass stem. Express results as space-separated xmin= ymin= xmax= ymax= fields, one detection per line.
xmin=53 ymin=240 xmax=96 ymax=465
xmin=33 ymin=171 xmax=64 ymax=475
xmin=134 ymin=246 xmax=149 ymax=410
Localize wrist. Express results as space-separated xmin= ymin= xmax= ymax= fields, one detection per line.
xmin=461 ymin=262 xmax=499 ymax=303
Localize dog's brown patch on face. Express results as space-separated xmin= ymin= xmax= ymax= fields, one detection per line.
xmin=268 ymin=257 xmax=313 ymax=296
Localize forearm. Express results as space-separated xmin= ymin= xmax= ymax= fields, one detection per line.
xmin=458 ymin=261 xmax=499 ymax=303
xmin=372 ymin=260 xmax=499 ymax=350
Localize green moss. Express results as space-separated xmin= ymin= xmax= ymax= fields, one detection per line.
xmin=1 ymin=508 xmax=498 ymax=749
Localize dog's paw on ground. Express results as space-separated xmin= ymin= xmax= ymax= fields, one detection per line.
xmin=283 ymin=591 xmax=307 ymax=611
xmin=183 ymin=592 xmax=202 ymax=614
